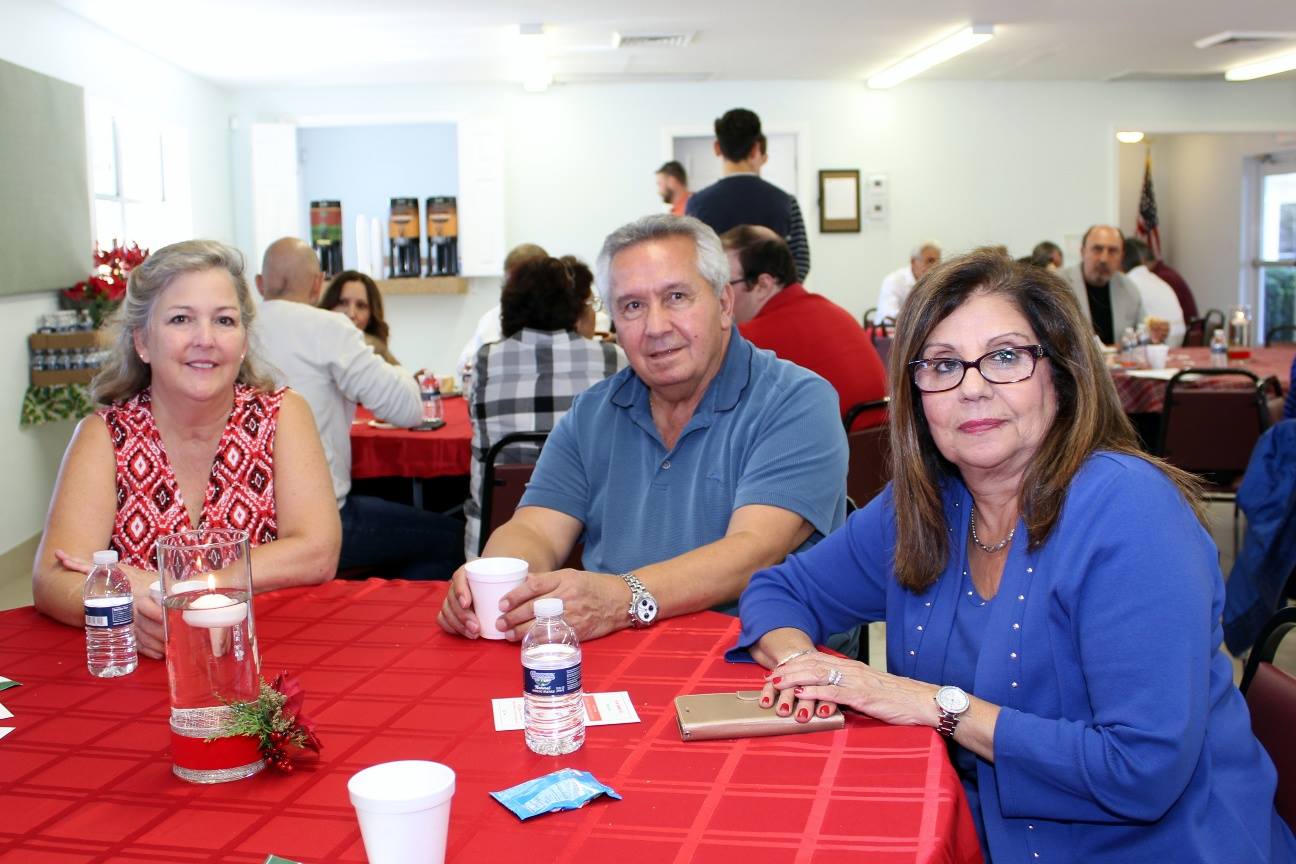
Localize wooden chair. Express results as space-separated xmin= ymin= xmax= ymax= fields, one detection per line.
xmin=478 ymin=431 xmax=549 ymax=556
xmin=1156 ymin=369 xmax=1272 ymax=552
xmin=1182 ymin=316 xmax=1206 ymax=347
xmin=1240 ymin=605 xmax=1296 ymax=833
xmin=843 ymin=398 xmax=891 ymax=511
xmin=1200 ymin=308 xmax=1225 ymax=342
xmin=1266 ymin=324 xmax=1296 ymax=347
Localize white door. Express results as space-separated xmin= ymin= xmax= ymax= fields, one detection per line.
xmin=672 ymin=133 xmax=798 ymax=197
xmin=1247 ymin=150 xmax=1296 ymax=342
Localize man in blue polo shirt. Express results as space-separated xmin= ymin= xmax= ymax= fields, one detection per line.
xmin=437 ymin=214 xmax=847 ymax=642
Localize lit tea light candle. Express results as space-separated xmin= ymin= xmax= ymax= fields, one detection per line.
xmin=181 ymin=576 xmax=248 ymax=629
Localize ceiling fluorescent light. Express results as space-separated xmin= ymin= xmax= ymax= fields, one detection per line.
xmin=1225 ymin=50 xmax=1296 ymax=81
xmin=1116 ymin=131 xmax=1145 ymax=144
xmin=867 ymin=24 xmax=995 ymax=89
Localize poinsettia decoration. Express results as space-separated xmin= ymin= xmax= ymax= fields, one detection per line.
xmin=62 ymin=241 xmax=149 ymax=328
xmin=213 ymin=671 xmax=323 ymax=773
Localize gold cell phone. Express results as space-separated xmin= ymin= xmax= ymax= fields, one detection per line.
xmin=674 ymin=691 xmax=845 ymax=741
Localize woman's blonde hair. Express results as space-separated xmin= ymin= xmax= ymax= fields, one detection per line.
xmin=91 ymin=239 xmax=274 ymax=405
xmin=887 ymin=248 xmax=1204 ymax=592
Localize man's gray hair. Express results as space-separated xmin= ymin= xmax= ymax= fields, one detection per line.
xmin=910 ymin=240 xmax=941 ymax=261
xmin=595 ymin=214 xmax=730 ymax=309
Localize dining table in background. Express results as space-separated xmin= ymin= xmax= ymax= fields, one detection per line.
xmin=0 ymin=579 xmax=982 ymax=864
xmin=1109 ymin=344 xmax=1294 ymax=415
xmin=349 ymin=395 xmax=472 ymax=508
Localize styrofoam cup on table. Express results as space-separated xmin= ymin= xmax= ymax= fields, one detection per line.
xmin=464 ymin=557 xmax=528 ymax=639
xmin=1146 ymin=343 xmax=1169 ymax=369
xmin=348 ymin=760 xmax=455 ymax=864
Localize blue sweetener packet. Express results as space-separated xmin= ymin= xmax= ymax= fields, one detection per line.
xmin=490 ymin=768 xmax=622 ymax=821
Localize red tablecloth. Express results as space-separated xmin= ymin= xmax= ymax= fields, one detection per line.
xmin=1110 ymin=345 xmax=1293 ymax=414
xmin=349 ymin=397 xmax=472 ymax=479
xmin=0 ymin=580 xmax=981 ymax=864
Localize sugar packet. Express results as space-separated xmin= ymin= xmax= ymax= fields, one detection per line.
xmin=490 ymin=768 xmax=621 ymax=821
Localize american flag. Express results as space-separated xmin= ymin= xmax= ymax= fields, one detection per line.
xmin=1136 ymin=150 xmax=1161 ymax=259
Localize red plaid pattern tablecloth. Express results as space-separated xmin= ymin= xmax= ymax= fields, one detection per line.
xmin=1110 ymin=345 xmax=1293 ymax=414
xmin=0 ymin=580 xmax=981 ymax=864
xmin=349 ymin=397 xmax=472 ymax=480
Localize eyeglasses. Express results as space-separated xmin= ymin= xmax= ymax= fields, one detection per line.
xmin=728 ymin=277 xmax=750 ymax=288
xmin=908 ymin=345 xmax=1048 ymax=393
xmin=586 ymin=294 xmax=604 ymax=313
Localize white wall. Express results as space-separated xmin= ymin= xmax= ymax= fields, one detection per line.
xmin=0 ymin=0 xmax=234 ymax=556
xmin=230 ymin=78 xmax=1296 ymax=374
xmin=1119 ymin=132 xmax=1296 ymax=319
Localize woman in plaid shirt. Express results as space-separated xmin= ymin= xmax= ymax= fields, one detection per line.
xmin=465 ymin=256 xmax=625 ymax=558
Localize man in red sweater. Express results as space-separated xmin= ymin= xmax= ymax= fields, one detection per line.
xmin=722 ymin=225 xmax=887 ymax=428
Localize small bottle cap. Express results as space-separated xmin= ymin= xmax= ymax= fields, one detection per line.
xmin=534 ymin=597 xmax=564 ymax=618
xmin=92 ymin=550 xmax=119 ymax=566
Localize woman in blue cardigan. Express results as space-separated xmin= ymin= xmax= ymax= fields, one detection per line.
xmin=737 ymin=250 xmax=1296 ymax=862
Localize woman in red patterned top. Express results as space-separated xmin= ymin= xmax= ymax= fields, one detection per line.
xmin=34 ymin=240 xmax=340 ymax=659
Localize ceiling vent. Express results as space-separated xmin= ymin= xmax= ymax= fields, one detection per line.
xmin=612 ymin=31 xmax=695 ymax=49
xmin=1195 ymin=31 xmax=1296 ymax=50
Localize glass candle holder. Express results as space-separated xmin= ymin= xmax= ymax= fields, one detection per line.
xmin=157 ymin=529 xmax=263 ymax=784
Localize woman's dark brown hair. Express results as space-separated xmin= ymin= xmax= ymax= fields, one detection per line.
xmin=887 ymin=248 xmax=1204 ymax=592
xmin=319 ymin=270 xmax=388 ymax=343
xmin=499 ymin=256 xmax=590 ymax=337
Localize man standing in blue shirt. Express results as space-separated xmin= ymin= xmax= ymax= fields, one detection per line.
xmin=438 ymin=214 xmax=847 ymax=642
xmin=686 ymin=108 xmax=811 ymax=282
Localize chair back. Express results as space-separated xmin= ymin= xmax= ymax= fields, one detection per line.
xmin=1201 ymin=308 xmax=1225 ymax=341
xmin=479 ymin=431 xmax=549 ymax=556
xmin=1156 ymin=369 xmax=1269 ymax=485
xmin=843 ymin=398 xmax=891 ymax=509
xmin=1266 ymin=324 xmax=1296 ymax=347
xmin=1240 ymin=606 xmax=1296 ymax=832
xmin=871 ymin=333 xmax=894 ymax=371
xmin=1183 ymin=316 xmax=1206 ymax=347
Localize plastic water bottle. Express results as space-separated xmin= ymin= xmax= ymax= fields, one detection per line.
xmin=420 ymin=376 xmax=443 ymax=424
xmin=522 ymin=597 xmax=585 ymax=755
xmin=84 ymin=550 xmax=137 ymax=678
xmin=1210 ymin=328 xmax=1228 ymax=368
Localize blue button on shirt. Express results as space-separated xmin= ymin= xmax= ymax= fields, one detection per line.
xmin=519 ymin=331 xmax=847 ymax=583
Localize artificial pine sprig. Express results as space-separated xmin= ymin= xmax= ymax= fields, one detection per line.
xmin=211 ymin=672 xmax=322 ymax=773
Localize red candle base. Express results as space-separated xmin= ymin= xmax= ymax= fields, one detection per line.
xmin=171 ymin=730 xmax=263 ymax=772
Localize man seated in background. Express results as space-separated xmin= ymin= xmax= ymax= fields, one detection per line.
xmin=1123 ymin=236 xmax=1184 ymax=346
xmin=438 ymin=214 xmax=847 ymax=643
xmin=455 ymin=243 xmax=549 ymax=380
xmin=655 ymin=160 xmax=691 ymax=216
xmin=722 ymin=225 xmax=887 ymax=428
xmin=254 ymin=237 xmax=464 ymax=580
xmin=465 ymin=254 xmax=626 ymax=559
xmin=686 ymin=107 xmax=811 ymax=281
xmin=877 ymin=241 xmax=941 ymax=321
xmin=1059 ymin=225 xmax=1145 ymax=345
xmin=1030 ymin=240 xmax=1064 ymax=270
xmin=1150 ymin=253 xmax=1199 ymax=323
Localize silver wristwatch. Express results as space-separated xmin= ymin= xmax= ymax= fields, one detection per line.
xmin=934 ymin=685 xmax=970 ymax=738
xmin=617 ymin=572 xmax=658 ymax=628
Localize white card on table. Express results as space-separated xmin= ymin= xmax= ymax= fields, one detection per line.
xmin=492 ymin=690 xmax=640 ymax=732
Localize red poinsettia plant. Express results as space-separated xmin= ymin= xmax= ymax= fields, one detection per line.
xmin=61 ymin=241 xmax=149 ymax=328
xmin=217 ymin=671 xmax=323 ymax=773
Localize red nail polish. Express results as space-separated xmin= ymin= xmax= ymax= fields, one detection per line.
xmin=760 ymin=697 xmax=770 ymax=707
xmin=778 ymin=705 xmax=790 ymax=716
xmin=772 ymin=676 xmax=782 ymax=685
xmin=819 ymin=705 xmax=830 ymax=716
xmin=797 ymin=708 xmax=808 ymax=721
xmin=793 ymin=687 xmax=803 ymax=696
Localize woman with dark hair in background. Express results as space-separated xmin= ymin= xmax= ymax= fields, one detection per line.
xmin=319 ymin=270 xmax=398 ymax=364
xmin=464 ymin=255 xmax=625 ymax=558
xmin=737 ymin=249 xmax=1295 ymax=862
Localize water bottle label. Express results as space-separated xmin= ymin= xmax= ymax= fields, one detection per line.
xmin=84 ymin=601 xmax=133 ymax=628
xmin=524 ymin=664 xmax=581 ymax=696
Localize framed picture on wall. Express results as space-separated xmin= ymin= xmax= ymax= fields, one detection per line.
xmin=818 ymin=169 xmax=861 ymax=233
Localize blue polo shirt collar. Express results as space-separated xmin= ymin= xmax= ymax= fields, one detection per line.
xmin=610 ymin=330 xmax=753 ymax=443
